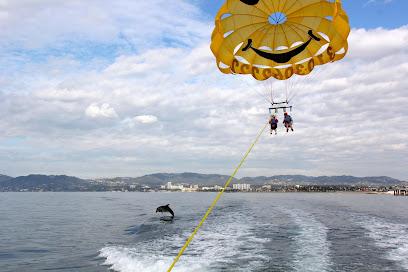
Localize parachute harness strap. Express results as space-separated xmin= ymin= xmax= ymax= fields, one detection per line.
xmin=167 ymin=120 xmax=269 ymax=272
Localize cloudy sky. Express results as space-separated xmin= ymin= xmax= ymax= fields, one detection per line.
xmin=0 ymin=0 xmax=407 ymax=180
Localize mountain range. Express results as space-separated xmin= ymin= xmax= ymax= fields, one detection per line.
xmin=0 ymin=173 xmax=406 ymax=192
xmin=0 ymin=174 xmax=13 ymax=182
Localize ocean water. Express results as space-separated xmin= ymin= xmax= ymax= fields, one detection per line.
xmin=0 ymin=192 xmax=407 ymax=272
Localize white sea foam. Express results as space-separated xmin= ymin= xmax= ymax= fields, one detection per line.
xmin=99 ymin=205 xmax=271 ymax=271
xmin=358 ymin=216 xmax=408 ymax=270
xmin=285 ymin=209 xmax=332 ymax=272
xmin=99 ymin=232 xmax=214 ymax=272
xmin=99 ymin=246 xmax=181 ymax=272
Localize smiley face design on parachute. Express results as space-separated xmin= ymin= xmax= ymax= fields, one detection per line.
xmin=239 ymin=0 xmax=321 ymax=63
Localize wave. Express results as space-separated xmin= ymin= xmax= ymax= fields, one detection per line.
xmin=99 ymin=200 xmax=271 ymax=271
xmin=357 ymin=215 xmax=408 ymax=270
xmin=283 ymin=208 xmax=332 ymax=272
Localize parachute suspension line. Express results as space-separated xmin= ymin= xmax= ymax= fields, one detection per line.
xmin=270 ymin=79 xmax=274 ymax=105
xmin=287 ymin=71 xmax=302 ymax=102
xmin=254 ymin=82 xmax=272 ymax=104
xmin=237 ymin=76 xmax=272 ymax=104
xmin=167 ymin=120 xmax=269 ymax=272
xmin=261 ymin=78 xmax=274 ymax=105
xmin=288 ymin=63 xmax=332 ymax=103
xmin=255 ymin=87 xmax=271 ymax=104
xmin=258 ymin=80 xmax=271 ymax=104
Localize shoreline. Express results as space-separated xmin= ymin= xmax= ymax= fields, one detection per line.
xmin=0 ymin=190 xmax=398 ymax=194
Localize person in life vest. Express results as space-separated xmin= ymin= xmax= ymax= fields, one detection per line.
xmin=283 ymin=112 xmax=293 ymax=132
xmin=269 ymin=115 xmax=278 ymax=135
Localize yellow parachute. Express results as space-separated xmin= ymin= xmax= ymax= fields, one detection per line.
xmin=211 ymin=0 xmax=350 ymax=81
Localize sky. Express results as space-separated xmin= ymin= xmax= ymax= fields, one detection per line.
xmin=0 ymin=0 xmax=407 ymax=180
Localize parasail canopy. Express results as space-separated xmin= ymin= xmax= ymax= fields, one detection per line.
xmin=211 ymin=0 xmax=350 ymax=81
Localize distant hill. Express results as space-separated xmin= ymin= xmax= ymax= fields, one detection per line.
xmin=134 ymin=173 xmax=405 ymax=187
xmin=0 ymin=172 xmax=405 ymax=192
xmin=311 ymin=175 xmax=403 ymax=186
xmin=238 ymin=175 xmax=405 ymax=186
xmin=0 ymin=174 xmax=13 ymax=182
xmin=135 ymin=172 xmax=237 ymax=186
xmin=0 ymin=175 xmax=88 ymax=191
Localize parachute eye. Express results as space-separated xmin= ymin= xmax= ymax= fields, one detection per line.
xmin=239 ymin=0 xmax=259 ymax=5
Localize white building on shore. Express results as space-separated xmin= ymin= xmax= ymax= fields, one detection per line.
xmin=166 ymin=182 xmax=183 ymax=190
xmin=233 ymin=183 xmax=251 ymax=191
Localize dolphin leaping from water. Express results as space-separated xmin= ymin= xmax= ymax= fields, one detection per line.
xmin=156 ymin=204 xmax=174 ymax=217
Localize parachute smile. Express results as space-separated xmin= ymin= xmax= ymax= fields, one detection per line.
xmin=242 ymin=30 xmax=321 ymax=64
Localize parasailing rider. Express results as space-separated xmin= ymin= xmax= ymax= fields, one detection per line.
xmin=269 ymin=115 xmax=279 ymax=135
xmin=283 ymin=112 xmax=293 ymax=132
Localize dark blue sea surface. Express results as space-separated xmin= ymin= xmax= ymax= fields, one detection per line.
xmin=0 ymin=192 xmax=407 ymax=271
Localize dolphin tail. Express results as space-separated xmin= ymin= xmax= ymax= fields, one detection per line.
xmin=167 ymin=206 xmax=174 ymax=217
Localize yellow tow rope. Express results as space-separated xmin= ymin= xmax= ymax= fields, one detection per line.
xmin=167 ymin=120 xmax=269 ymax=271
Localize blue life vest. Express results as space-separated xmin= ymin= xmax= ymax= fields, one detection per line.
xmin=285 ymin=115 xmax=292 ymax=122
xmin=271 ymin=118 xmax=277 ymax=124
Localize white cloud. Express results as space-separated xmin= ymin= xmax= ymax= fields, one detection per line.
xmin=0 ymin=3 xmax=407 ymax=181
xmin=241 ymin=107 xmax=265 ymax=119
xmin=348 ymin=26 xmax=408 ymax=60
xmin=133 ymin=115 xmax=158 ymax=124
xmin=365 ymin=0 xmax=394 ymax=5
xmin=0 ymin=0 xmax=209 ymax=50
xmin=104 ymin=48 xmax=182 ymax=77
xmin=85 ymin=103 xmax=118 ymax=118
xmin=34 ymin=88 xmax=95 ymax=101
